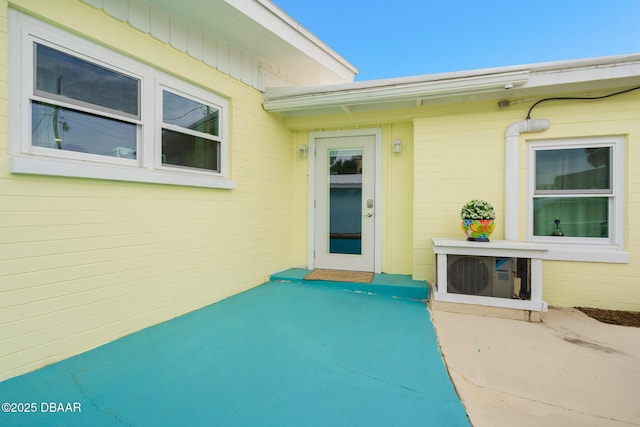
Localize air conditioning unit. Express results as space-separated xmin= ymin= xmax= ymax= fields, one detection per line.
xmin=447 ymin=255 xmax=514 ymax=298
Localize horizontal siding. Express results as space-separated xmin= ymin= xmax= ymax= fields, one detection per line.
xmin=0 ymin=5 xmax=294 ymax=380
xmin=412 ymin=106 xmax=512 ymax=263
xmin=382 ymin=122 xmax=414 ymax=274
xmin=413 ymin=94 xmax=640 ymax=310
xmin=542 ymin=262 xmax=640 ymax=311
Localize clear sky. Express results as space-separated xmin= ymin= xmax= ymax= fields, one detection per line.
xmin=271 ymin=0 xmax=640 ymax=81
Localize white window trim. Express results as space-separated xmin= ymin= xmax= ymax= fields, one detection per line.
xmin=155 ymin=77 xmax=228 ymax=178
xmin=526 ymin=136 xmax=627 ymax=263
xmin=8 ymin=10 xmax=234 ymax=189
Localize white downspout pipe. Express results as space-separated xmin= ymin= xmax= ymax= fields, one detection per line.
xmin=505 ymin=119 xmax=550 ymax=240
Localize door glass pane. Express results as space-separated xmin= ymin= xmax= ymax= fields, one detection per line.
xmin=35 ymin=44 xmax=139 ymax=117
xmin=328 ymin=148 xmax=362 ymax=254
xmin=533 ymin=197 xmax=609 ymax=237
xmin=32 ymin=101 xmax=137 ymax=158
xmin=535 ymin=147 xmax=610 ymax=191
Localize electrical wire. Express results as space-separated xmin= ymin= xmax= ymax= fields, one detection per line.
xmin=526 ymin=86 xmax=640 ymax=119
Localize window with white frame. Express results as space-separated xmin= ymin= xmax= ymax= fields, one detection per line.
xmin=9 ymin=11 xmax=232 ymax=189
xmin=32 ymin=43 xmax=141 ymax=162
xmin=528 ymin=136 xmax=624 ymax=245
xmin=160 ymin=89 xmax=222 ymax=173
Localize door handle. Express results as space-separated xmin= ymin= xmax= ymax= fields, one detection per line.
xmin=364 ymin=213 xmax=373 ymax=217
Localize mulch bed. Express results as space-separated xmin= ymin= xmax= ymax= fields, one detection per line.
xmin=576 ymin=307 xmax=640 ymax=327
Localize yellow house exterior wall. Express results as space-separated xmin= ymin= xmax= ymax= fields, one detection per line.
xmin=287 ymin=88 xmax=640 ymax=311
xmin=413 ymin=102 xmax=511 ymax=284
xmin=381 ymin=122 xmax=414 ymax=274
xmin=0 ymin=0 xmax=295 ymax=380
xmin=413 ymin=93 xmax=640 ymax=311
xmin=2 ymin=0 xmax=638 ymax=384
xmin=284 ymin=89 xmax=639 ymax=312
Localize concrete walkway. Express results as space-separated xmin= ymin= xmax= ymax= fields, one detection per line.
xmin=432 ymin=307 xmax=640 ymax=426
xmin=0 ymin=277 xmax=468 ymax=426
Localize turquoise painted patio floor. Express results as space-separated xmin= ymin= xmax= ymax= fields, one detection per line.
xmin=0 ymin=271 xmax=468 ymax=426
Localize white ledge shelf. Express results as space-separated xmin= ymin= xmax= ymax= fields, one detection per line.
xmin=432 ymin=238 xmax=549 ymax=313
xmin=432 ymin=238 xmax=549 ymax=257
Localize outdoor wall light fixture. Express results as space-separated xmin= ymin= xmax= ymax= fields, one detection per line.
xmin=393 ymin=139 xmax=402 ymax=154
xmin=299 ymin=145 xmax=308 ymax=158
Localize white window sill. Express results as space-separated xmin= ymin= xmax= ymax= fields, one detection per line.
xmin=543 ymin=243 xmax=629 ymax=264
xmin=9 ymin=156 xmax=235 ymax=189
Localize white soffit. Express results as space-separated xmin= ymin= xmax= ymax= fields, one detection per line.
xmin=82 ymin=0 xmax=357 ymax=87
xmin=148 ymin=0 xmax=356 ymax=84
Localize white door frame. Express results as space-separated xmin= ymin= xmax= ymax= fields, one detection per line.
xmin=307 ymin=128 xmax=382 ymax=273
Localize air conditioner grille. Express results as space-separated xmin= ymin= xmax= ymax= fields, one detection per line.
xmin=448 ymin=256 xmax=490 ymax=295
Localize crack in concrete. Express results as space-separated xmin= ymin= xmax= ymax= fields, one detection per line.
xmin=450 ymin=366 xmax=640 ymax=426
xmin=344 ymin=367 xmax=421 ymax=393
xmin=68 ymin=371 xmax=133 ymax=427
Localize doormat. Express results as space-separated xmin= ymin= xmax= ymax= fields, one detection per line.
xmin=304 ymin=269 xmax=374 ymax=284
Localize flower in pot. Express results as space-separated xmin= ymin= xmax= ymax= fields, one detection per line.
xmin=460 ymin=199 xmax=496 ymax=242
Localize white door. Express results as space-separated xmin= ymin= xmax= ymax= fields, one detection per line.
xmin=313 ymin=134 xmax=376 ymax=272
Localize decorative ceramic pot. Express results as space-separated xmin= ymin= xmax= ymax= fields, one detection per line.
xmin=461 ymin=219 xmax=495 ymax=242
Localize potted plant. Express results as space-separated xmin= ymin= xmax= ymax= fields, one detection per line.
xmin=460 ymin=199 xmax=496 ymax=242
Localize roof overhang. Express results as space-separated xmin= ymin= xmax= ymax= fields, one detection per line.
xmin=264 ymin=54 xmax=640 ymax=116
xmin=147 ymin=0 xmax=357 ymax=84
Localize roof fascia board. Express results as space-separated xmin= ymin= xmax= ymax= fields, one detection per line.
xmin=527 ymin=58 xmax=640 ymax=87
xmin=264 ymin=71 xmax=529 ymax=112
xmin=224 ymin=0 xmax=357 ymax=80
xmin=264 ymin=54 xmax=640 ymax=113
